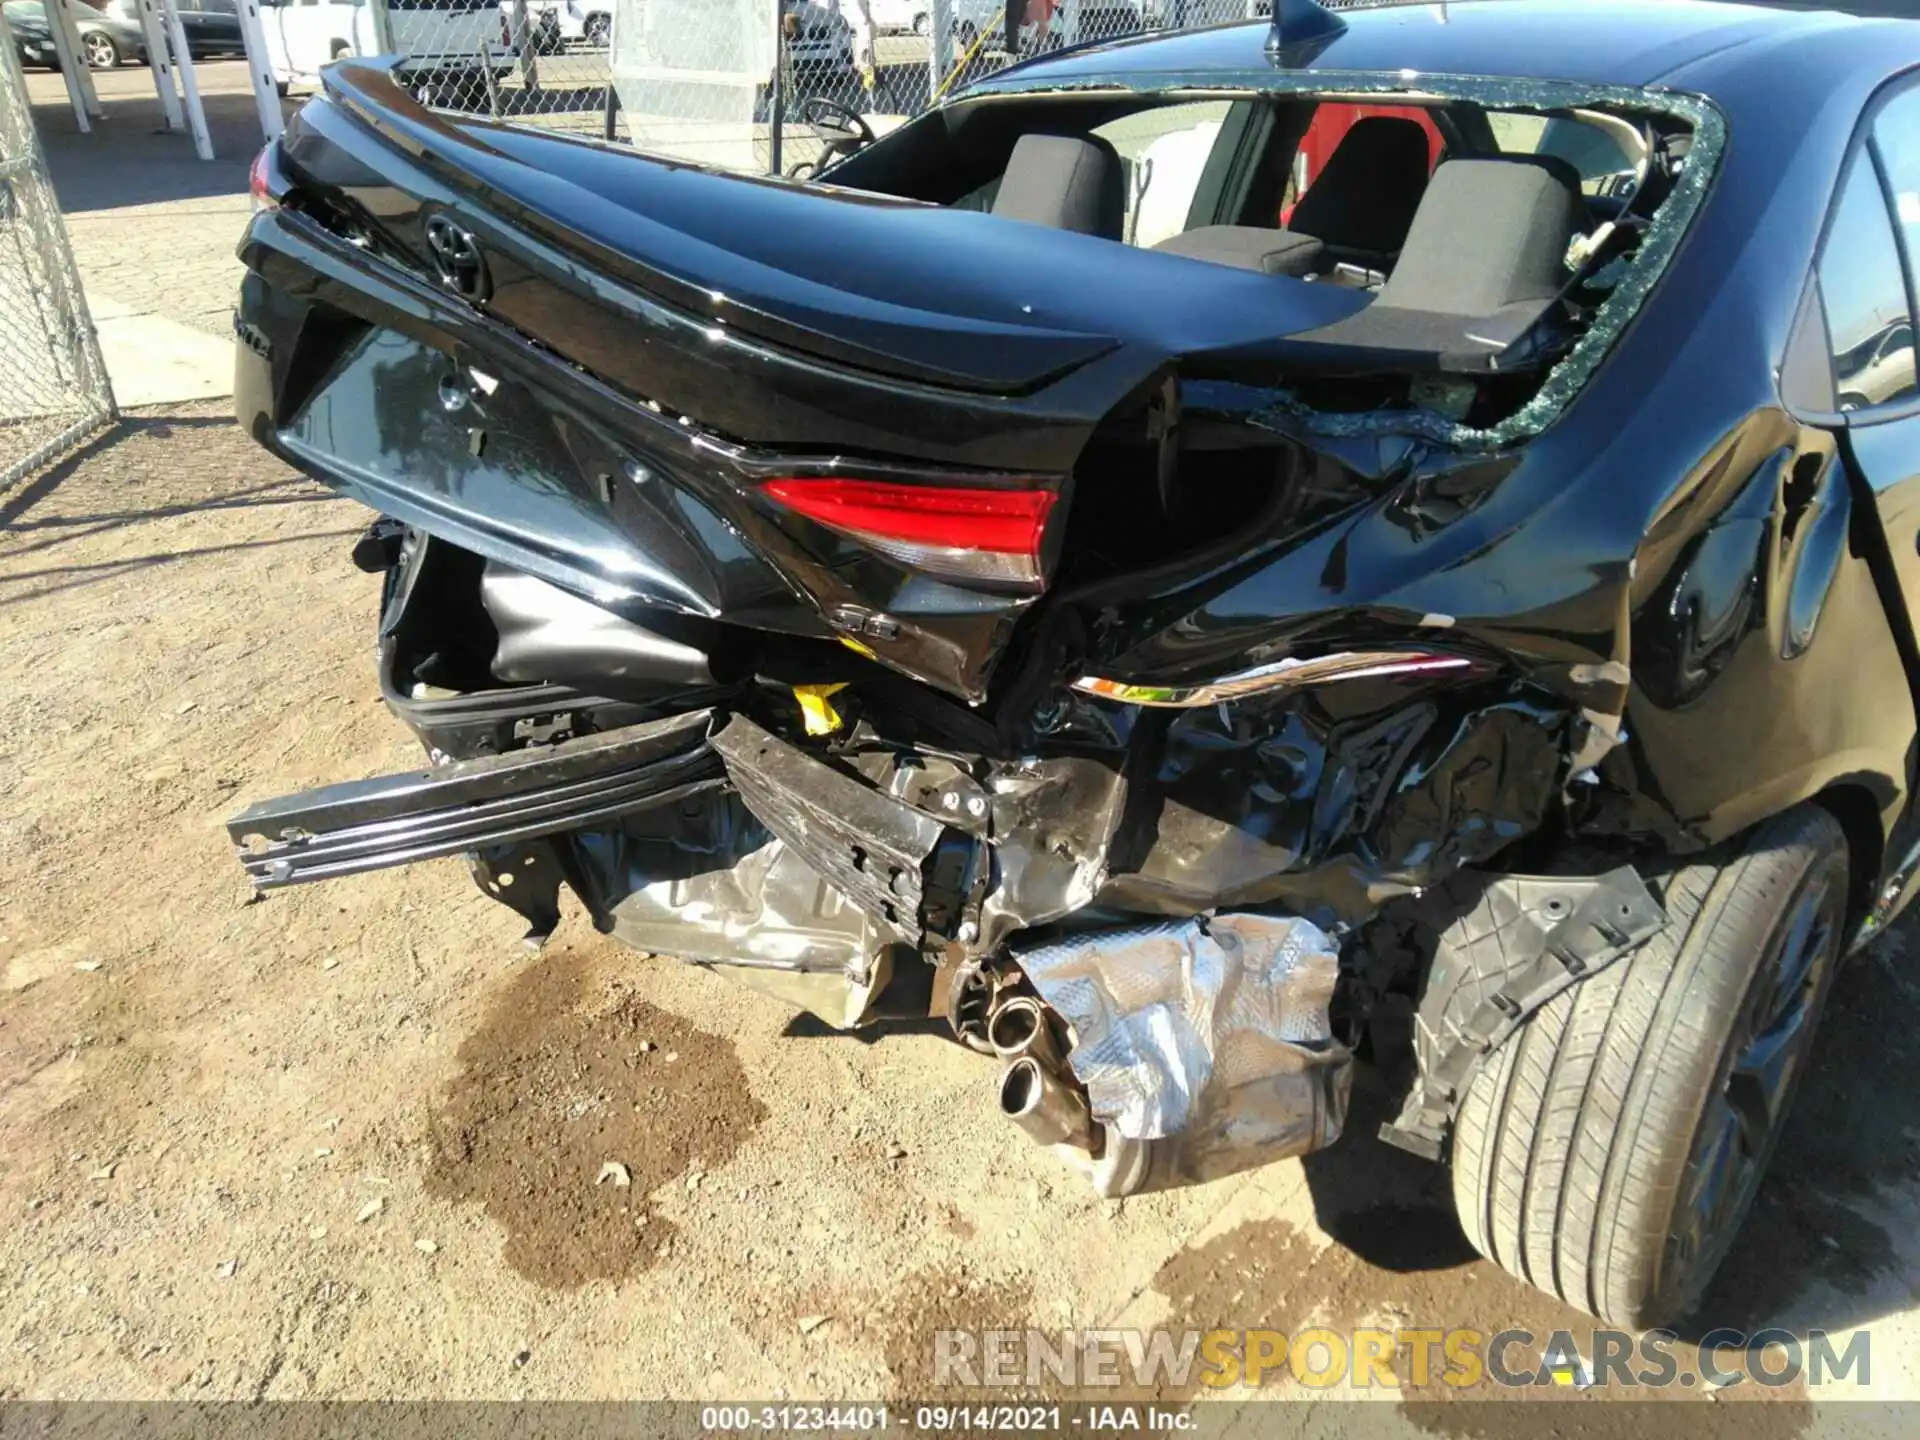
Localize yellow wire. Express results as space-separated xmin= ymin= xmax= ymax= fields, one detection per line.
xmin=932 ymin=6 xmax=1007 ymax=105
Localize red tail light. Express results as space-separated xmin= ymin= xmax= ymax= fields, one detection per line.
xmin=249 ymin=146 xmax=279 ymax=214
xmin=760 ymin=477 xmax=1058 ymax=588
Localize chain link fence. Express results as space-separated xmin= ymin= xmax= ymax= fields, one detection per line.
xmin=0 ymin=24 xmax=114 ymax=491
xmin=348 ymin=0 xmax=1273 ymax=174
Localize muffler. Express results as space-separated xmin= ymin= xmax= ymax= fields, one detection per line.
xmin=988 ymin=912 xmax=1352 ymax=1197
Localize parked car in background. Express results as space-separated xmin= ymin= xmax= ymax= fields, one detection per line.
xmin=3 ymin=0 xmax=145 ymax=69
xmin=868 ymin=0 xmax=929 ymax=35
xmin=95 ymin=0 xmax=245 ymax=58
xmin=783 ymin=0 xmax=855 ymax=72
xmin=510 ymin=0 xmax=609 ymax=52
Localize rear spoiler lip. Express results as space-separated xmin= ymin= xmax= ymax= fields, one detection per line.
xmin=228 ymin=710 xmax=720 ymax=890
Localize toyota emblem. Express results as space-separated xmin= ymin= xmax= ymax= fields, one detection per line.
xmin=423 ymin=214 xmax=490 ymax=303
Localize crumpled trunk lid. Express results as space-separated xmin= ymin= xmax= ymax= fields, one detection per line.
xmin=308 ymin=61 xmax=1371 ymax=415
xmin=241 ymin=62 xmax=1373 ymax=702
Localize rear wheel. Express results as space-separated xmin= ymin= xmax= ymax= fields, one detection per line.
xmin=1450 ymin=804 xmax=1848 ymax=1327
xmin=583 ymin=12 xmax=611 ymax=46
xmin=912 ymin=11 xmax=929 ymax=36
xmin=82 ymin=31 xmax=120 ymax=69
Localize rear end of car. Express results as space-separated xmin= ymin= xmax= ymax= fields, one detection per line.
xmin=223 ymin=1 xmax=1920 ymax=1328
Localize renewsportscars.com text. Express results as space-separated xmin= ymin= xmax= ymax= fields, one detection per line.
xmin=933 ymin=1326 xmax=1871 ymax=1391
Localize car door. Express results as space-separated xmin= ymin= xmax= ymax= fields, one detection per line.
xmin=1816 ymin=80 xmax=1920 ymax=639
xmin=195 ymin=0 xmax=241 ymax=53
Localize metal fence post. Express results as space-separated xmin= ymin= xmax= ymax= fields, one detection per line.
xmin=768 ymin=0 xmax=784 ymax=176
xmin=929 ymin=0 xmax=952 ymax=101
xmin=509 ymin=0 xmax=540 ymax=93
xmin=368 ymin=0 xmax=395 ymax=55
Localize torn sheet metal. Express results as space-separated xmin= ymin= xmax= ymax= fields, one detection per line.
xmin=1016 ymin=913 xmax=1349 ymax=1168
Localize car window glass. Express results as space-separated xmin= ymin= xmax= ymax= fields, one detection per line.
xmin=1872 ymin=85 xmax=1920 ymax=289
xmin=1093 ymin=100 xmax=1235 ymax=249
xmin=1487 ymin=113 xmax=1633 ymax=193
xmin=1819 ymin=152 xmax=1918 ymax=413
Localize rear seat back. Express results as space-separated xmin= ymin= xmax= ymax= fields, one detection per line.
xmin=1287 ymin=115 xmax=1436 ymax=257
xmin=1375 ymin=156 xmax=1585 ymax=317
xmin=991 ymin=133 xmax=1127 ymax=240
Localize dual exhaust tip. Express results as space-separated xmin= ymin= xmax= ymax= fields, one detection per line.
xmin=992 ymin=996 xmax=1090 ymax=1151
xmin=990 ymin=995 xmax=1151 ymax=1198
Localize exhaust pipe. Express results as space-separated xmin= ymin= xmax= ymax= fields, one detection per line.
xmin=987 ymin=995 xmax=1064 ymax=1070
xmin=999 ymin=1057 xmax=1093 ymax=1151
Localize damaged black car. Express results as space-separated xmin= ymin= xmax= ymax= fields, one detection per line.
xmin=226 ymin=0 xmax=1920 ymax=1327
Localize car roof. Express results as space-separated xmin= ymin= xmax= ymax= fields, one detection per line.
xmin=971 ymin=0 xmax=1920 ymax=98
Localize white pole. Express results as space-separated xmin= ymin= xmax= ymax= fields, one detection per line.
xmin=160 ymin=0 xmax=213 ymax=159
xmin=48 ymin=0 xmax=102 ymax=119
xmin=135 ymin=0 xmax=187 ymax=131
xmin=233 ymin=0 xmax=283 ymax=140
xmin=39 ymin=0 xmax=90 ymax=131
xmin=928 ymin=0 xmax=950 ymax=102
xmin=510 ymin=0 xmax=538 ymax=90
xmin=368 ymin=0 xmax=395 ymax=54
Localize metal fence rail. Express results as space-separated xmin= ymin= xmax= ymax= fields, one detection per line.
xmin=0 ymin=30 xmax=114 ymax=491
xmin=351 ymin=0 xmax=1273 ymax=176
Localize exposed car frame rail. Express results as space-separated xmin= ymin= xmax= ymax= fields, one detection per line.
xmin=228 ymin=710 xmax=720 ymax=890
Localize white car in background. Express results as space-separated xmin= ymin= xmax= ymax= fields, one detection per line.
xmin=512 ymin=0 xmax=611 ymax=47
xmin=866 ymin=0 xmax=928 ymax=34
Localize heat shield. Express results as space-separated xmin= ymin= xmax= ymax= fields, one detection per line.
xmin=1016 ymin=913 xmax=1348 ymax=1161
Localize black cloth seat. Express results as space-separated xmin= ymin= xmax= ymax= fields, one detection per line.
xmin=1150 ymin=114 xmax=1436 ymax=275
xmin=1277 ymin=156 xmax=1588 ymax=374
xmin=1287 ymin=115 xmax=1436 ymax=257
xmin=990 ymin=133 xmax=1126 ymax=240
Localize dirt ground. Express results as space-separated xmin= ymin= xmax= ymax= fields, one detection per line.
xmin=5 ymin=407 xmax=1920 ymax=1432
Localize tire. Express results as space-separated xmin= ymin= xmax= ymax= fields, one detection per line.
xmin=1450 ymin=803 xmax=1848 ymax=1328
xmin=330 ymin=40 xmax=351 ymax=61
xmin=82 ymin=30 xmax=120 ymax=70
xmin=913 ymin=12 xmax=930 ymax=36
xmin=582 ymin=12 xmax=611 ymax=46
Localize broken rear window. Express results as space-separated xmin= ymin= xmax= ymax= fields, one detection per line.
xmin=848 ymin=72 xmax=1724 ymax=449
